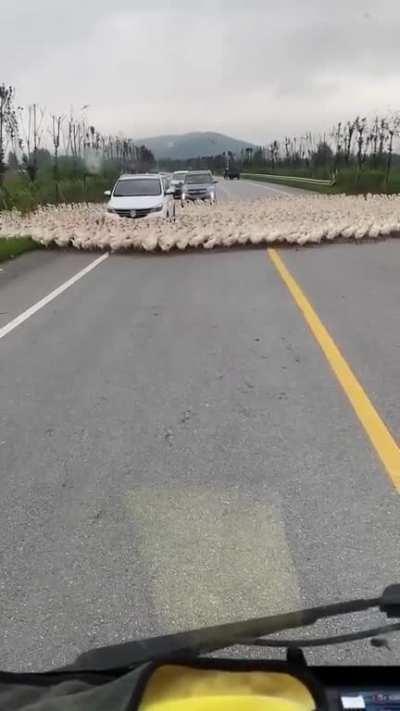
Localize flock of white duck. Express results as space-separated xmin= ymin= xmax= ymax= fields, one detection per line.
xmin=1 ymin=193 xmax=400 ymax=252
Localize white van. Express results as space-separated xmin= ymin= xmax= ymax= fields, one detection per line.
xmin=105 ymin=174 xmax=175 ymax=220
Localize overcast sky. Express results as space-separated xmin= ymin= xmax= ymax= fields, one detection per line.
xmin=2 ymin=0 xmax=400 ymax=144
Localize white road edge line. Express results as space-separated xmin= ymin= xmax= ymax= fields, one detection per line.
xmin=244 ymin=179 xmax=298 ymax=196
xmin=0 ymin=252 xmax=109 ymax=342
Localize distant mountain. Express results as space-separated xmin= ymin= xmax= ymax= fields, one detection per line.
xmin=134 ymin=131 xmax=257 ymax=160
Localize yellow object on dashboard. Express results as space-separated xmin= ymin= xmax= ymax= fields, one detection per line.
xmin=139 ymin=665 xmax=317 ymax=711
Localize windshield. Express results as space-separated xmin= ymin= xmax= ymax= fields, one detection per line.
xmin=2 ymin=0 xmax=400 ymax=676
xmin=113 ymin=178 xmax=161 ymax=196
xmin=185 ymin=173 xmax=212 ymax=184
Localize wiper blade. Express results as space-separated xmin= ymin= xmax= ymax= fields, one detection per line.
xmin=64 ymin=585 xmax=400 ymax=672
xmin=68 ymin=593 xmax=384 ymax=671
xmin=246 ymin=621 xmax=400 ymax=649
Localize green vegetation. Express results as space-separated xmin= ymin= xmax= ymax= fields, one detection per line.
xmin=1 ymin=155 xmax=154 ymax=214
xmin=230 ymin=117 xmax=400 ymax=195
xmin=244 ymin=168 xmax=400 ymax=195
xmin=1 ymin=167 xmax=116 ymax=213
xmin=0 ymin=81 xmax=156 ymax=213
xmin=0 ymin=237 xmax=38 ymax=263
xmin=334 ymin=169 xmax=400 ymax=194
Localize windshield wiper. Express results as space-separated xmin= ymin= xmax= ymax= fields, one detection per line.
xmin=67 ymin=584 xmax=400 ymax=672
xmin=246 ymin=621 xmax=400 ymax=649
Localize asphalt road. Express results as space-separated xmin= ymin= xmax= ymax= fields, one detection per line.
xmin=1 ymin=178 xmax=400 ymax=671
xmin=217 ymin=176 xmax=308 ymax=199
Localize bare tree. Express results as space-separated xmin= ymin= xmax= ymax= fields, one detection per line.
xmin=245 ymin=147 xmax=253 ymax=164
xmin=304 ymin=132 xmax=315 ymax=168
xmin=0 ymin=83 xmax=18 ymax=184
xmin=385 ymin=116 xmax=400 ymax=189
xmin=332 ymin=122 xmax=343 ymax=170
xmin=370 ymin=116 xmax=379 ymax=168
xmin=344 ymin=119 xmax=357 ymax=164
xmin=19 ymin=103 xmax=46 ymax=181
xmin=284 ymin=137 xmax=290 ymax=164
xmin=298 ymin=137 xmax=306 ymax=164
xmin=268 ymin=140 xmax=279 ymax=169
xmin=51 ymin=114 xmax=64 ymax=201
xmin=354 ymin=117 xmax=367 ymax=177
xmin=362 ymin=131 xmax=371 ymax=166
xmin=68 ymin=116 xmax=83 ymax=172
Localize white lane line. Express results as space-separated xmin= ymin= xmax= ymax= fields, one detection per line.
xmin=0 ymin=252 xmax=109 ymax=342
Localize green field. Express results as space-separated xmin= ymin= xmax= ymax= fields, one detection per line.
xmin=0 ymin=172 xmax=113 ymax=213
xmin=0 ymin=237 xmax=39 ymax=263
xmin=242 ymin=168 xmax=400 ymax=195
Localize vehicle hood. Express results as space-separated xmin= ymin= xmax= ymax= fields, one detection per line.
xmin=184 ymin=182 xmax=212 ymax=191
xmin=108 ymin=195 xmax=163 ymax=209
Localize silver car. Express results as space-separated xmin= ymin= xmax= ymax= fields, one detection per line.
xmin=181 ymin=171 xmax=217 ymax=205
xmin=170 ymin=171 xmax=189 ymax=198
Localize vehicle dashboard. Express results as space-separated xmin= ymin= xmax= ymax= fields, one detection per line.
xmin=313 ymin=667 xmax=400 ymax=710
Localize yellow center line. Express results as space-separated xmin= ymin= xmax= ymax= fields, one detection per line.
xmin=268 ymin=248 xmax=400 ymax=492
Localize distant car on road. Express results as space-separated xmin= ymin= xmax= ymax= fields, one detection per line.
xmin=170 ymin=171 xmax=189 ymax=198
xmin=181 ymin=171 xmax=217 ymax=205
xmin=105 ymin=174 xmax=175 ymax=220
xmin=224 ymin=168 xmax=240 ymax=180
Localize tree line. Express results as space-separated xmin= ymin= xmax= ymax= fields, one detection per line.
xmin=235 ymin=116 xmax=400 ymax=188
xmin=160 ymin=116 xmax=400 ymax=190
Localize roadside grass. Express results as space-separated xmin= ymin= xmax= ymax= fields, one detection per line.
xmin=243 ymin=169 xmax=400 ymax=195
xmin=0 ymin=237 xmax=39 ymax=264
xmin=334 ymin=169 xmax=400 ymax=194
xmin=0 ymin=172 xmax=114 ymax=213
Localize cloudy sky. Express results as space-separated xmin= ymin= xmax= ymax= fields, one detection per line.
xmin=2 ymin=0 xmax=400 ymax=144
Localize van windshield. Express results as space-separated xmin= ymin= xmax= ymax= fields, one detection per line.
xmin=113 ymin=179 xmax=162 ymax=196
xmin=185 ymin=174 xmax=212 ymax=185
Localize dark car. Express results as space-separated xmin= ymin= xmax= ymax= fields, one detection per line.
xmin=225 ymin=168 xmax=240 ymax=180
